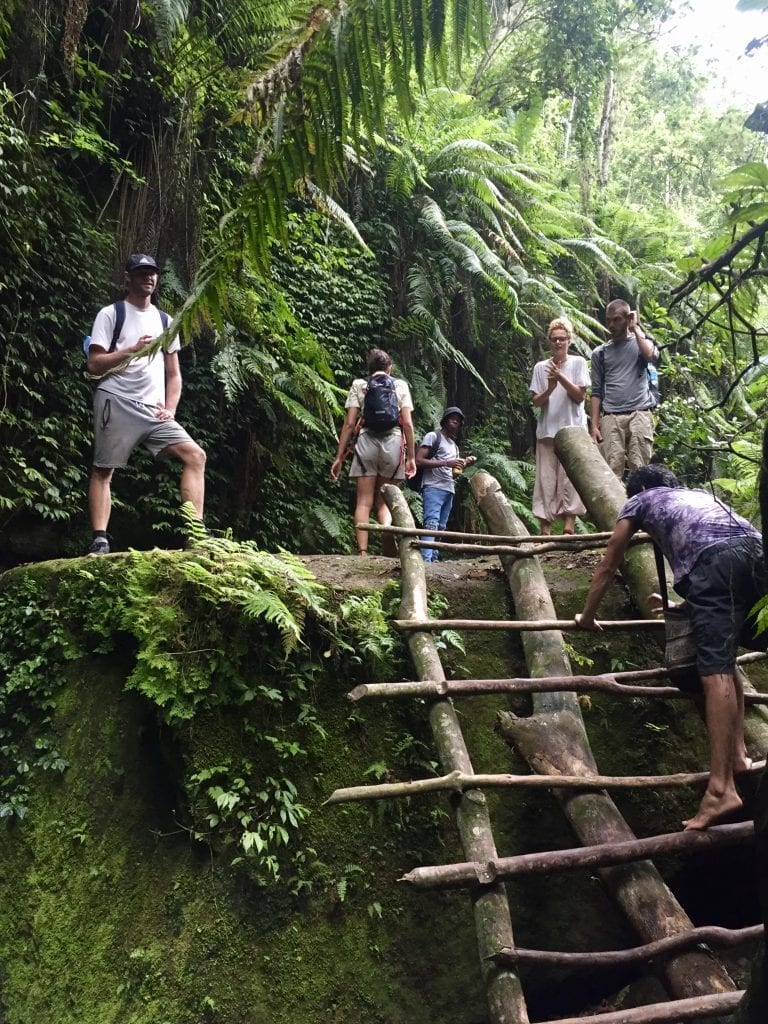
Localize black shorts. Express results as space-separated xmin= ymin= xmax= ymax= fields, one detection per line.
xmin=676 ymin=537 xmax=767 ymax=676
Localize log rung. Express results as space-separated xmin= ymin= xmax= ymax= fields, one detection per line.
xmin=399 ymin=822 xmax=755 ymax=889
xmin=347 ymin=669 xmax=768 ymax=704
xmin=325 ymin=762 xmax=766 ymax=805
xmin=409 ymin=538 xmax=614 ymax=556
xmin=358 ymin=522 xmax=625 ymax=544
xmin=533 ymin=990 xmax=743 ymax=1024
xmin=489 ymin=923 xmax=764 ymax=970
xmin=393 ymin=617 xmax=664 ymax=632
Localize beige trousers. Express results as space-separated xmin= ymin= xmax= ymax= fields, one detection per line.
xmin=599 ymin=410 xmax=653 ymax=478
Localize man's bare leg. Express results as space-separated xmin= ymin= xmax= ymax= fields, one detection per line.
xmin=684 ymin=672 xmax=743 ymax=830
xmin=562 ymin=514 xmax=576 ymax=535
xmin=166 ymin=441 xmax=206 ymax=517
xmin=89 ymin=467 xmax=114 ymax=531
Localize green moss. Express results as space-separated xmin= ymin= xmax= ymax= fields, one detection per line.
xmin=0 ymin=550 xmax=755 ymax=1023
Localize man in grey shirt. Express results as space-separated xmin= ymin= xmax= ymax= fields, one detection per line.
xmin=590 ymin=299 xmax=659 ymax=477
xmin=86 ymin=254 xmax=206 ymax=555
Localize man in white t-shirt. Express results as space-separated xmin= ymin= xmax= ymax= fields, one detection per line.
xmin=85 ymin=253 xmax=206 ymax=554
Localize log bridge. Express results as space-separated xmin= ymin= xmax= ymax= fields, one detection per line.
xmin=325 ymin=429 xmax=768 ymax=1024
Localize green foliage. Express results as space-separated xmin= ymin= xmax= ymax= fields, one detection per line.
xmin=120 ymin=535 xmax=332 ymax=719
xmin=0 ymin=572 xmax=113 ymax=818
xmin=0 ymin=86 xmax=110 ymax=533
xmin=338 ymin=587 xmax=402 ymax=679
xmin=188 ymin=763 xmax=312 ymax=887
xmin=0 ymin=536 xmax=407 ymax=887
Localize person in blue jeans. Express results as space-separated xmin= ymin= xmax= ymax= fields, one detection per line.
xmin=416 ymin=407 xmax=474 ymax=562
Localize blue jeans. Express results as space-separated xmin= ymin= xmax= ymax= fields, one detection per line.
xmin=421 ymin=486 xmax=454 ymax=562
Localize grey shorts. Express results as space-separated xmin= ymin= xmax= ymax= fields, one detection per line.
xmin=93 ymin=390 xmax=194 ymax=469
xmin=349 ymin=429 xmax=404 ymax=479
xmin=675 ymin=537 xmax=767 ymax=676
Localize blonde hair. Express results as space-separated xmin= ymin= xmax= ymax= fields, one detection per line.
xmin=547 ymin=317 xmax=573 ymax=339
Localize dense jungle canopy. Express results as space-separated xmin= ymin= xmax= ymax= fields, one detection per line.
xmin=0 ymin=0 xmax=767 ymax=561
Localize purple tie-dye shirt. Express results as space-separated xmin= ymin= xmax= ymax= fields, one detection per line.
xmin=618 ymin=487 xmax=760 ymax=583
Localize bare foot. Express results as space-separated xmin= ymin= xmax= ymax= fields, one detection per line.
xmin=734 ymin=756 xmax=753 ymax=775
xmin=683 ymin=790 xmax=743 ymax=831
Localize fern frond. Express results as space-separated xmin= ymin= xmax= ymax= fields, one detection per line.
xmin=147 ymin=0 xmax=189 ymax=52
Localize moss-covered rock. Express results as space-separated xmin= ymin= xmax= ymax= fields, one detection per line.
xmin=0 ymin=549 xmax=762 ymax=1023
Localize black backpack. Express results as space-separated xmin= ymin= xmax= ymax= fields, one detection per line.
xmin=406 ymin=432 xmax=442 ymax=493
xmin=362 ymin=374 xmax=400 ymax=432
xmin=83 ymin=300 xmax=170 ymax=355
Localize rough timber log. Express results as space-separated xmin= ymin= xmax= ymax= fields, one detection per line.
xmin=379 ymin=483 xmax=529 ymax=1024
xmin=400 ymin=822 xmax=754 ymax=887
xmin=733 ymin=767 xmax=768 ymax=1023
xmin=554 ymin=425 xmax=768 ymax=754
xmin=470 ymin=470 xmax=737 ymax=1011
xmin=348 ymin=668 xmax=768 ymax=704
xmin=492 ymin=924 xmax=764 ymax=971
xmin=393 ymin=617 xmax=662 ymax=632
xmin=734 ymin=426 xmax=768 ymax=1022
xmin=535 ymin=991 xmax=743 ymax=1024
xmin=325 ymin=766 xmax=716 ymax=805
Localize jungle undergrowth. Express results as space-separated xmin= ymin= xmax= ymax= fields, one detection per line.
xmin=0 ymin=507 xmax=406 ymax=892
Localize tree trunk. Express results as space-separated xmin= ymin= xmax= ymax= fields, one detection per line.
xmin=553 ymin=427 xmax=659 ymax=614
xmin=563 ymin=91 xmax=577 ymax=162
xmin=469 ymin=470 xmax=737 ymax=1009
xmin=733 ymin=767 xmax=768 ymax=1023
xmin=597 ymin=69 xmax=615 ymax=191
xmin=380 ymin=483 xmax=529 ymax=1024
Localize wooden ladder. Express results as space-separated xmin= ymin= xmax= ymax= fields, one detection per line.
xmin=326 ymin=476 xmax=767 ymax=1024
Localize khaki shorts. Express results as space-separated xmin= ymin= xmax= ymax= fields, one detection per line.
xmin=600 ymin=409 xmax=653 ymax=477
xmin=93 ymin=390 xmax=194 ymax=468
xmin=349 ymin=428 xmax=404 ymax=479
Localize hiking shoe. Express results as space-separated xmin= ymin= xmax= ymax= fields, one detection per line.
xmin=87 ymin=536 xmax=110 ymax=556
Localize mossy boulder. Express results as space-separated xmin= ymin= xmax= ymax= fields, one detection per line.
xmin=0 ymin=548 xmax=760 ymax=1023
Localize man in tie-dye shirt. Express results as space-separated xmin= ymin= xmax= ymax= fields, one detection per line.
xmin=576 ymin=464 xmax=766 ymax=831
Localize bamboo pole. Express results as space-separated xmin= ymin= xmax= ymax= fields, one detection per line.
xmin=470 ymin=467 xmax=739 ymax=1008
xmin=393 ymin=617 xmax=664 ymax=632
xmin=348 ymin=672 xmax=768 ymax=704
xmin=534 ymin=991 xmax=743 ymax=1024
xmin=377 ymin=483 xmax=530 ymax=1024
xmin=399 ymin=822 xmax=754 ymax=889
xmin=492 ymin=925 xmax=763 ymax=970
